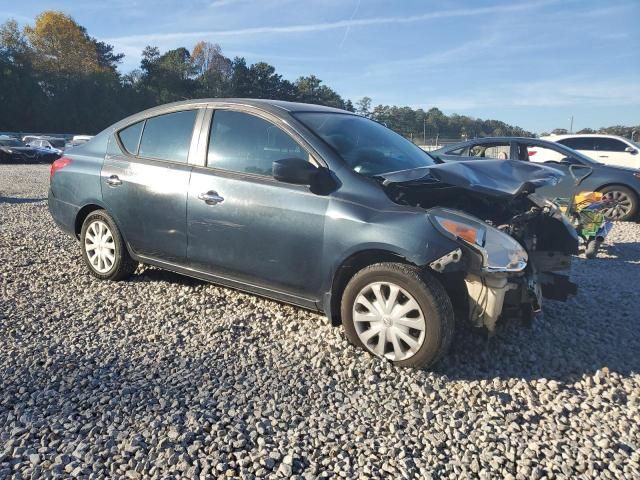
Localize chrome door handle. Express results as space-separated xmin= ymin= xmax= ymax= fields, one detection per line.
xmin=106 ymin=175 xmax=122 ymax=186
xmin=198 ymin=191 xmax=224 ymax=205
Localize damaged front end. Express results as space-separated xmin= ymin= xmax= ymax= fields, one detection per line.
xmin=379 ymin=160 xmax=579 ymax=331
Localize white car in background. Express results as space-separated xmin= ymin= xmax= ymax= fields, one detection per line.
xmin=534 ymin=134 xmax=640 ymax=169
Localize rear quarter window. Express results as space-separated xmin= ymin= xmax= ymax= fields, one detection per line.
xmin=118 ymin=121 xmax=144 ymax=155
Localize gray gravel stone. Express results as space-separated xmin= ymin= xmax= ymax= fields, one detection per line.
xmin=0 ymin=164 xmax=639 ymax=479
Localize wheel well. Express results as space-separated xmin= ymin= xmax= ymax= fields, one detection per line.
xmin=329 ymin=250 xmax=409 ymax=326
xmin=597 ymin=183 xmax=637 ymax=197
xmin=75 ymin=204 xmax=103 ymax=237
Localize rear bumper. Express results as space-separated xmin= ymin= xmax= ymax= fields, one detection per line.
xmin=48 ymin=190 xmax=78 ymax=237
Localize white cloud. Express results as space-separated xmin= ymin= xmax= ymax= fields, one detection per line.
xmin=105 ymin=0 xmax=559 ymax=45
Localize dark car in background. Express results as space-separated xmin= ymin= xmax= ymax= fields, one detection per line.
xmin=28 ymin=137 xmax=66 ymax=156
xmin=432 ymin=137 xmax=640 ymax=221
xmin=48 ymin=99 xmax=579 ymax=368
xmin=0 ymin=136 xmax=61 ymax=164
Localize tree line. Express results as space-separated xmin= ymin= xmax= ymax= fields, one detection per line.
xmin=545 ymin=126 xmax=640 ymax=141
xmin=1 ymin=11 xmax=634 ymax=142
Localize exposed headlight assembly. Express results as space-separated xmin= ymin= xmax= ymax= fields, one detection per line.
xmin=430 ymin=208 xmax=528 ymax=273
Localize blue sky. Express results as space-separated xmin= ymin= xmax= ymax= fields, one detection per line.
xmin=4 ymin=0 xmax=639 ymax=132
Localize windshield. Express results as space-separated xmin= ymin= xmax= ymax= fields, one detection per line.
xmin=46 ymin=138 xmax=66 ymax=149
xmin=540 ymin=141 xmax=601 ymax=166
xmin=294 ymin=112 xmax=436 ymax=176
xmin=0 ymin=139 xmax=23 ymax=147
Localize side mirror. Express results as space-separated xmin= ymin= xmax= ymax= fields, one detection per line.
xmin=569 ymin=163 xmax=593 ymax=186
xmin=625 ymin=146 xmax=637 ymax=154
xmin=273 ymin=158 xmax=319 ymax=185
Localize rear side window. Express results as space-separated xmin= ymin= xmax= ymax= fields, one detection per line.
xmin=138 ymin=110 xmax=197 ymax=162
xmin=469 ymin=142 xmax=510 ymax=159
xmin=558 ymin=137 xmax=595 ymax=151
xmin=118 ymin=121 xmax=144 ymax=155
xmin=208 ymin=110 xmax=307 ymax=176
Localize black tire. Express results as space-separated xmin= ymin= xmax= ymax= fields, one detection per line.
xmin=80 ymin=210 xmax=137 ymax=281
xmin=341 ymin=262 xmax=454 ymax=369
xmin=585 ymin=239 xmax=601 ymax=259
xmin=599 ymin=185 xmax=638 ymax=221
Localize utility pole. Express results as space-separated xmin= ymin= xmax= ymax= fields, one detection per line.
xmin=423 ymin=118 xmax=426 ymax=145
xmin=569 ymin=116 xmax=574 ymax=134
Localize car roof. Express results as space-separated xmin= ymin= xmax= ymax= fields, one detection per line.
xmin=434 ymin=136 xmax=551 ymax=150
xmin=148 ymin=98 xmax=346 ymax=114
xmin=543 ymin=133 xmax=632 ymax=141
xmin=106 ymin=98 xmax=352 ymax=133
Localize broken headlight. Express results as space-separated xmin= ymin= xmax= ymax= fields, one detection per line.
xmin=430 ymin=208 xmax=528 ymax=273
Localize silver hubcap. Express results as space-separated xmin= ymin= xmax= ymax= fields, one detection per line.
xmin=84 ymin=220 xmax=116 ymax=273
xmin=353 ymin=281 xmax=426 ymax=361
xmin=602 ymin=191 xmax=632 ymax=219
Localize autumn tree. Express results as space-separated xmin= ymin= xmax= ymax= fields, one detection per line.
xmin=24 ymin=11 xmax=103 ymax=75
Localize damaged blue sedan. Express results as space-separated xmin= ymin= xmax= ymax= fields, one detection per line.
xmin=48 ymin=99 xmax=578 ymax=368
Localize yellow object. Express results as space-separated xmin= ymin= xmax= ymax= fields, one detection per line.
xmin=574 ymin=191 xmax=604 ymax=211
xmin=558 ymin=191 xmax=603 ymax=213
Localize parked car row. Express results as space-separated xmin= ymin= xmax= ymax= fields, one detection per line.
xmin=0 ymin=136 xmax=61 ymax=164
xmin=0 ymin=133 xmax=95 ymax=164
xmin=49 ymin=99 xmax=589 ymax=369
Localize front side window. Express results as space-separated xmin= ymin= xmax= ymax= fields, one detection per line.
xmin=294 ymin=112 xmax=435 ymax=176
xmin=49 ymin=139 xmax=66 ymax=149
xmin=593 ymin=138 xmax=627 ymax=152
xmin=208 ymin=110 xmax=307 ymax=176
xmin=138 ymin=110 xmax=197 ymax=162
xmin=118 ymin=120 xmax=144 ymax=155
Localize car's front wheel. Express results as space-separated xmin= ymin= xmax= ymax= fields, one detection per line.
xmin=80 ymin=210 xmax=137 ymax=281
xmin=341 ymin=263 xmax=454 ymax=369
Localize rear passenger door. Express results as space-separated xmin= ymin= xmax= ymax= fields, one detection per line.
xmin=186 ymin=108 xmax=329 ymax=303
xmin=102 ymin=108 xmax=204 ymax=263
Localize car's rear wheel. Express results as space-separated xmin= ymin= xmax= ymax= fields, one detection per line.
xmin=341 ymin=263 xmax=454 ymax=369
xmin=599 ymin=185 xmax=637 ymax=221
xmin=80 ymin=210 xmax=137 ymax=281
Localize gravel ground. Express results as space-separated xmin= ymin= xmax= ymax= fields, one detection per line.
xmin=1 ymin=164 xmax=639 ymax=479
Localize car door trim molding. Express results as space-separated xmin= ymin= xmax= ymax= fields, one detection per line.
xmin=135 ymin=253 xmax=320 ymax=309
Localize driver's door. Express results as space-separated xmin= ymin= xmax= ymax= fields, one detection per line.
xmin=186 ymin=109 xmax=330 ymax=301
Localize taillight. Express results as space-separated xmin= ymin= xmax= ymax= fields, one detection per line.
xmin=528 ymin=150 xmax=537 ymax=157
xmin=50 ymin=157 xmax=72 ymax=180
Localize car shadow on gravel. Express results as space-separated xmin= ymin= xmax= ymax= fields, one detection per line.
xmin=599 ymin=241 xmax=640 ymax=262
xmin=110 ymin=257 xmax=640 ymax=384
xmin=437 ymin=254 xmax=640 ymax=382
xmin=0 ymin=196 xmax=47 ymax=204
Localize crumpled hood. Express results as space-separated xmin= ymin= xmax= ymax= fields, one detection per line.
xmin=378 ymin=160 xmax=564 ymax=198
